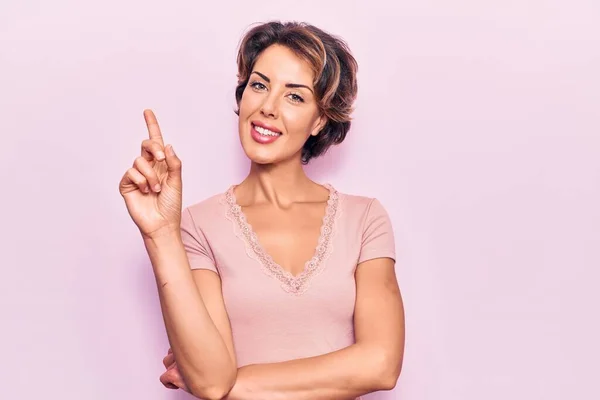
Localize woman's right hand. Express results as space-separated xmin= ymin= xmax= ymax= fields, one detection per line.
xmin=160 ymin=347 xmax=190 ymax=392
xmin=119 ymin=110 xmax=183 ymax=239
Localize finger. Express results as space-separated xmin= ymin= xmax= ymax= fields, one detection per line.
xmin=164 ymin=145 xmax=182 ymax=184
xmin=162 ymin=352 xmax=175 ymax=369
xmin=160 ymin=367 xmax=189 ymax=392
xmin=160 ymin=370 xmax=179 ymax=390
xmin=167 ymin=347 xmax=172 ymax=355
xmin=133 ymin=156 xmax=162 ymax=193
xmin=169 ymin=365 xmax=190 ymax=393
xmin=144 ymin=109 xmax=164 ymax=146
xmin=123 ymin=167 xmax=150 ymax=194
xmin=141 ymin=139 xmax=165 ymax=162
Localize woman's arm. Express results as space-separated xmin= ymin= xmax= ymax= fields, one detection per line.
xmin=146 ymin=233 xmax=237 ymax=400
xmin=225 ymin=257 xmax=405 ymax=400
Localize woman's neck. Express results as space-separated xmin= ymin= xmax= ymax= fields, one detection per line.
xmin=236 ymin=158 xmax=324 ymax=207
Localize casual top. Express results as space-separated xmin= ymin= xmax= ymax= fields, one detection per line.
xmin=180 ymin=184 xmax=396 ymax=369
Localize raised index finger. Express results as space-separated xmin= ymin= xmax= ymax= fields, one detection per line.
xmin=143 ymin=109 xmax=164 ymax=145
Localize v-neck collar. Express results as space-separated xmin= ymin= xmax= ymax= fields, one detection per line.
xmin=223 ymin=184 xmax=340 ymax=295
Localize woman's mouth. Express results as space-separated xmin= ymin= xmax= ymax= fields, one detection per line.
xmin=250 ymin=123 xmax=282 ymax=144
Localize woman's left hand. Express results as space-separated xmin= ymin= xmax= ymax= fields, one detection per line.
xmin=159 ymin=348 xmax=191 ymax=393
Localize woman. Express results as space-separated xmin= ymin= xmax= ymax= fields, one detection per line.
xmin=119 ymin=21 xmax=405 ymax=399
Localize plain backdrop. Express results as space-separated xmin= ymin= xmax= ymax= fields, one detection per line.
xmin=1 ymin=1 xmax=599 ymax=399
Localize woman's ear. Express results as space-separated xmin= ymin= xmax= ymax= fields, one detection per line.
xmin=310 ymin=114 xmax=328 ymax=136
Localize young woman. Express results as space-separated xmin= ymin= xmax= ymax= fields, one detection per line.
xmin=119 ymin=21 xmax=405 ymax=400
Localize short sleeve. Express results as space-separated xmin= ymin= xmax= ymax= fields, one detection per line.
xmin=180 ymin=207 xmax=218 ymax=273
xmin=358 ymin=198 xmax=396 ymax=264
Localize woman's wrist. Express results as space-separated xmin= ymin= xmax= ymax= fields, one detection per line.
xmin=143 ymin=230 xmax=191 ymax=286
xmin=143 ymin=229 xmax=184 ymax=266
xmin=142 ymin=225 xmax=182 ymax=247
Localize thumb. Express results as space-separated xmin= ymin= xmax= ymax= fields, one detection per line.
xmin=164 ymin=145 xmax=182 ymax=185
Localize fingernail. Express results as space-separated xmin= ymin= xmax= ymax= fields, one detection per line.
xmin=154 ymin=184 xmax=161 ymax=192
xmin=143 ymin=187 xmax=150 ymax=193
xmin=167 ymin=145 xmax=175 ymax=156
xmin=157 ymin=151 xmax=165 ymax=160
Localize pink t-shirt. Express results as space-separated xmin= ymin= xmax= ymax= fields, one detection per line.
xmin=180 ymin=184 xmax=396 ymax=368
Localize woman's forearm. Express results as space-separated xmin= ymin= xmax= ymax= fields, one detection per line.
xmin=144 ymin=232 xmax=236 ymax=400
xmin=226 ymin=343 xmax=397 ymax=400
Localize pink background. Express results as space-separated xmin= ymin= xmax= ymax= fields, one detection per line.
xmin=2 ymin=1 xmax=599 ymax=399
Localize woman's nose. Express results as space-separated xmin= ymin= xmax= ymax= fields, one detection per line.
xmin=260 ymin=94 xmax=279 ymax=119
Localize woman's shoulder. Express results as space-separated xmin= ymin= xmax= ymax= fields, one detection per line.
xmin=334 ymin=187 xmax=393 ymax=229
xmin=183 ymin=186 xmax=233 ymax=218
xmin=336 ymin=187 xmax=387 ymax=214
xmin=335 ymin=188 xmax=395 ymax=240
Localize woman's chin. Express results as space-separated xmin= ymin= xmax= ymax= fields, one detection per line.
xmin=243 ymin=148 xmax=278 ymax=165
xmin=241 ymin=140 xmax=300 ymax=166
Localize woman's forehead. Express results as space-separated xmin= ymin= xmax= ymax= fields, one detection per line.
xmin=253 ymin=45 xmax=315 ymax=85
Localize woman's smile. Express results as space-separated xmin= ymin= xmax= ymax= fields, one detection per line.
xmin=250 ymin=121 xmax=283 ymax=144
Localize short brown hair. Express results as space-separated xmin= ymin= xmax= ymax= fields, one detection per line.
xmin=235 ymin=21 xmax=358 ymax=164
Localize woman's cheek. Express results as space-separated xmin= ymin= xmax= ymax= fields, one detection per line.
xmin=285 ymin=112 xmax=313 ymax=140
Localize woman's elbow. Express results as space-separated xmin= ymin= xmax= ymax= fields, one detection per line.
xmin=189 ymin=369 xmax=237 ymax=400
xmin=190 ymin=381 xmax=234 ymax=400
xmin=191 ymin=385 xmax=231 ymax=400
xmin=378 ymin=370 xmax=401 ymax=391
xmin=372 ymin=349 xmax=403 ymax=391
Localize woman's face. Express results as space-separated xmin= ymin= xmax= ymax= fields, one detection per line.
xmin=238 ymin=44 xmax=326 ymax=165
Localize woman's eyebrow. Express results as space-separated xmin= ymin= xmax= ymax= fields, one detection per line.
xmin=251 ymin=71 xmax=314 ymax=93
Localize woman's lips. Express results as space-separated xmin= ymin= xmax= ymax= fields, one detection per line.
xmin=250 ymin=123 xmax=281 ymax=144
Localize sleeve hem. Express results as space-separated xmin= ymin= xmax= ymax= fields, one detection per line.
xmin=189 ymin=259 xmax=218 ymax=271
xmin=358 ymin=250 xmax=396 ymax=265
xmin=190 ymin=264 xmax=220 ymax=275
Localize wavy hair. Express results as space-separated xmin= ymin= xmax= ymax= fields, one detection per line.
xmin=235 ymin=21 xmax=358 ymax=164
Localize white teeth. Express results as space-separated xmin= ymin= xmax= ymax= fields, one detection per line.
xmin=254 ymin=125 xmax=280 ymax=137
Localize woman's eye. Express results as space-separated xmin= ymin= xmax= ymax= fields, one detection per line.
xmin=250 ymin=81 xmax=267 ymax=91
xmin=289 ymin=93 xmax=304 ymax=103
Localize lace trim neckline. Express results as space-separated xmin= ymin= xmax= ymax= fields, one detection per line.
xmin=224 ymin=184 xmax=340 ymax=295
